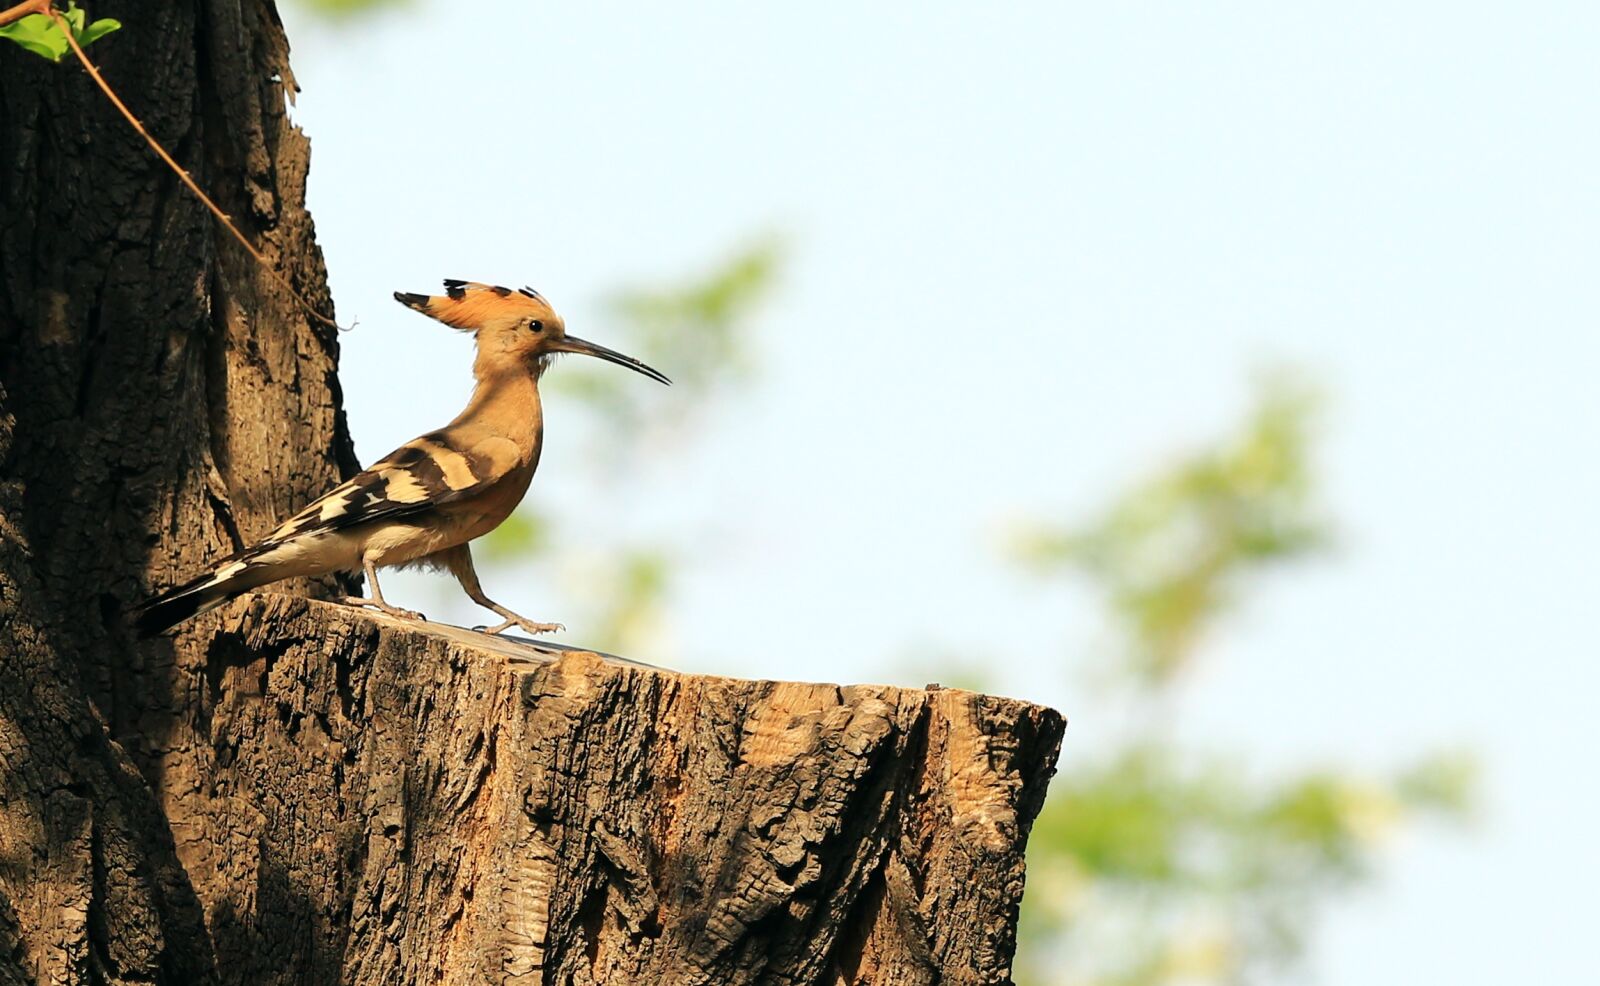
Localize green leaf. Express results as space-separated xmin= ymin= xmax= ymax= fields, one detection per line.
xmin=60 ymin=3 xmax=120 ymax=48
xmin=61 ymin=2 xmax=85 ymax=35
xmin=0 ymin=4 xmax=120 ymax=61
xmin=78 ymin=17 xmax=121 ymax=46
xmin=0 ymin=14 xmax=69 ymax=62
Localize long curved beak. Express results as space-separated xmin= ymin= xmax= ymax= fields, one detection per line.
xmin=553 ymin=336 xmax=672 ymax=385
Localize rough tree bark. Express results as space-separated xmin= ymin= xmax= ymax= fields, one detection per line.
xmin=0 ymin=3 xmax=1064 ymax=984
xmin=1 ymin=1 xmax=352 ymax=982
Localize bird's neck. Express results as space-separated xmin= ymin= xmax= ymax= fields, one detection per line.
xmin=455 ymin=366 xmax=543 ymax=449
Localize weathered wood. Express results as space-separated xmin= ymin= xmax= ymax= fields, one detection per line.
xmin=187 ymin=592 xmax=1064 ymax=985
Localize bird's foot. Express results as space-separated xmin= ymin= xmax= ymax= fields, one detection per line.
xmin=481 ymin=615 xmax=564 ymax=636
xmin=337 ymin=596 xmax=427 ymax=622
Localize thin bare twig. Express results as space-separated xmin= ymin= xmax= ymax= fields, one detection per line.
xmin=43 ymin=5 xmax=341 ymax=329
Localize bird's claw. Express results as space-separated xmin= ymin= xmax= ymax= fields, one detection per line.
xmin=482 ymin=617 xmax=564 ymax=637
xmin=338 ymin=597 xmax=426 ymax=622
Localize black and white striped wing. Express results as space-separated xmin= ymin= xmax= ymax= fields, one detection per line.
xmin=264 ymin=432 xmax=506 ymax=545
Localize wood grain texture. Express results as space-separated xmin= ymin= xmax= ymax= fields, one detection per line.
xmin=185 ymin=593 xmax=1065 ymax=985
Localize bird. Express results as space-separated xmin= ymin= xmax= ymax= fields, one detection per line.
xmin=132 ymin=280 xmax=669 ymax=638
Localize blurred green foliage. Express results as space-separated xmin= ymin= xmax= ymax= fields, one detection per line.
xmin=288 ymin=0 xmax=411 ymax=19
xmin=1010 ymin=377 xmax=1328 ymax=686
xmin=1012 ymin=380 xmax=1475 ymax=986
xmin=1021 ymin=746 xmax=1474 ymax=986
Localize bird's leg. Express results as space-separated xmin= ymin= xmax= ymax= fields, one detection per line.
xmin=338 ymin=559 xmax=426 ymax=621
xmin=442 ymin=544 xmax=563 ymax=636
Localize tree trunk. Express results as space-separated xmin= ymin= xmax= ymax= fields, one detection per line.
xmin=0 ymin=3 xmax=1064 ymax=984
xmin=0 ymin=0 xmax=352 ymax=982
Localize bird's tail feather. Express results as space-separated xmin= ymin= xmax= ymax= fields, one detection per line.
xmin=131 ymin=581 xmax=240 ymax=637
xmin=131 ymin=546 xmax=289 ymax=637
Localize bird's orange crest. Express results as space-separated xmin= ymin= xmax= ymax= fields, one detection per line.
xmin=394 ymin=279 xmax=551 ymax=330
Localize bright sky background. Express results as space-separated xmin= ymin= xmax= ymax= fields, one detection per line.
xmin=280 ymin=3 xmax=1597 ymax=981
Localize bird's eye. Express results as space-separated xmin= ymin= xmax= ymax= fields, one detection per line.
xmin=527 ymin=320 xmax=544 ymax=333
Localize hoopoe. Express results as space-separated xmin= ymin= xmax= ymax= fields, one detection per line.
xmin=133 ymin=280 xmax=669 ymax=637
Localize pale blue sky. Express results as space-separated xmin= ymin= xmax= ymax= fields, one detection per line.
xmin=281 ymin=3 xmax=1597 ymax=981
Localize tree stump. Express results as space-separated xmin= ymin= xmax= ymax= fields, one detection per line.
xmin=181 ymin=592 xmax=1064 ymax=985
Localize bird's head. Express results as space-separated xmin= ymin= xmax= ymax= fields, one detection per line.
xmin=394 ymin=280 xmax=670 ymax=385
